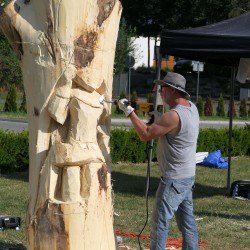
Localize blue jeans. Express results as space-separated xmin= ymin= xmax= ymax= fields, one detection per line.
xmin=150 ymin=176 xmax=198 ymax=250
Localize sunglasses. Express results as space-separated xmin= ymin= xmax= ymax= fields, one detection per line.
xmin=159 ymin=85 xmax=169 ymax=92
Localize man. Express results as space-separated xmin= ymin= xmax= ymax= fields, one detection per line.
xmin=118 ymin=72 xmax=199 ymax=250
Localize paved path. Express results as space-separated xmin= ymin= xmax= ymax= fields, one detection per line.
xmin=0 ymin=118 xmax=249 ymax=132
xmin=112 ymin=118 xmax=249 ymax=129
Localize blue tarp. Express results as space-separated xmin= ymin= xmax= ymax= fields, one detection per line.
xmin=201 ymin=150 xmax=228 ymax=169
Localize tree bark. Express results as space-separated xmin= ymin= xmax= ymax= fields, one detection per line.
xmin=0 ymin=1 xmax=122 ymax=249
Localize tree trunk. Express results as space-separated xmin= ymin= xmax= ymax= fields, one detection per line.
xmin=0 ymin=1 xmax=122 ymax=249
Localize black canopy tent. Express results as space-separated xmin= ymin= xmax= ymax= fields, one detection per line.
xmin=160 ymin=11 xmax=250 ymax=66
xmin=158 ymin=11 xmax=250 ymax=190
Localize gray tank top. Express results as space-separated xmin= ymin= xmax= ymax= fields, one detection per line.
xmin=156 ymin=101 xmax=199 ymax=179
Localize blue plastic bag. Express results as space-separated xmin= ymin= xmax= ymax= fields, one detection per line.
xmin=201 ymin=150 xmax=228 ymax=169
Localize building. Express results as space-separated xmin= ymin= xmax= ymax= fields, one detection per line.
xmin=133 ymin=37 xmax=175 ymax=70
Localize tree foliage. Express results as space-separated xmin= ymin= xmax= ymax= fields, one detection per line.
xmin=120 ymin=0 xmax=249 ymax=38
xmin=4 ymin=84 xmax=17 ymax=112
xmin=216 ymin=94 xmax=225 ymax=117
xmin=196 ymin=95 xmax=204 ymax=116
xmin=204 ymin=96 xmax=213 ymax=116
xmin=19 ymin=91 xmax=27 ymax=113
xmin=239 ymin=97 xmax=248 ymax=118
xmin=0 ymin=30 xmax=22 ymax=89
xmin=114 ymin=19 xmax=137 ymax=75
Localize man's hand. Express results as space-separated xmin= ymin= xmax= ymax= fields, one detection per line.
xmin=148 ymin=110 xmax=162 ymax=123
xmin=118 ymin=99 xmax=134 ymax=117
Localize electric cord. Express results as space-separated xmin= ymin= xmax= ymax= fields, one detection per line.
xmin=138 ymin=142 xmax=153 ymax=250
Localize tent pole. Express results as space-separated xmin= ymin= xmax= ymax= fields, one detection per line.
xmin=138 ymin=48 xmax=162 ymax=249
xmin=227 ymin=67 xmax=236 ymax=190
xmin=146 ymin=53 xmax=162 ymax=196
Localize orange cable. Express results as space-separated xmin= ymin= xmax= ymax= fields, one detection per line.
xmin=116 ymin=230 xmax=209 ymax=248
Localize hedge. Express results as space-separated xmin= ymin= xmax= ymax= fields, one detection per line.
xmin=0 ymin=126 xmax=249 ymax=172
xmin=0 ymin=129 xmax=29 ymax=173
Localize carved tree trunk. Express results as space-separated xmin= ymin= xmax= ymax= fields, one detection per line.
xmin=0 ymin=1 xmax=122 ymax=249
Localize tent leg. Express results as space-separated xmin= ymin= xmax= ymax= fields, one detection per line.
xmin=147 ymin=53 xmax=162 ymax=195
xmin=227 ymin=67 xmax=236 ymax=191
xmin=138 ymin=52 xmax=162 ymax=248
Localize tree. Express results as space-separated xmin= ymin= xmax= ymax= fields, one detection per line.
xmin=0 ymin=1 xmax=121 ymax=249
xmin=239 ymin=97 xmax=248 ymax=118
xmin=0 ymin=30 xmax=22 ymax=89
xmin=229 ymin=0 xmax=250 ymax=17
xmin=114 ymin=18 xmax=137 ymax=75
xmin=216 ymin=94 xmax=225 ymax=117
xmin=121 ymin=0 xmax=237 ymax=39
xmin=19 ymin=91 xmax=27 ymax=113
xmin=204 ymin=96 xmax=213 ymax=116
xmin=4 ymin=84 xmax=17 ymax=112
xmin=120 ymin=0 xmax=236 ymax=69
xmin=196 ymin=0 xmax=232 ymax=24
xmin=196 ymin=95 xmax=204 ymax=116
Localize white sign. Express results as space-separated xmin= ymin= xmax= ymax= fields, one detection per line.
xmin=192 ymin=61 xmax=204 ymax=72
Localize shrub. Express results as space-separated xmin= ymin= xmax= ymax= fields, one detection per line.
xmin=197 ymin=128 xmax=229 ymax=154
xmin=231 ymin=125 xmax=250 ymax=156
xmin=216 ymin=94 xmax=225 ymax=117
xmin=110 ymin=128 xmax=154 ymax=163
xmin=239 ymin=97 xmax=248 ymax=118
xmin=204 ymin=96 xmax=213 ymax=116
xmin=0 ymin=129 xmax=29 ymax=173
xmin=0 ymin=126 xmax=250 ymax=172
xmin=4 ymin=84 xmax=17 ymax=112
xmin=196 ymin=96 xmax=204 ymax=116
xmin=19 ymin=91 xmax=27 ymax=113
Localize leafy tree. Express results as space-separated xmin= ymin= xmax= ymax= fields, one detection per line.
xmin=196 ymin=0 xmax=232 ymax=24
xmin=120 ymin=0 xmax=238 ymax=69
xmin=239 ymin=97 xmax=248 ymax=118
xmin=216 ymin=94 xmax=225 ymax=117
xmin=204 ymin=96 xmax=213 ymax=116
xmin=19 ymin=91 xmax=27 ymax=113
xmin=229 ymin=0 xmax=250 ymax=17
xmin=121 ymin=0 xmax=237 ymax=39
xmin=0 ymin=30 xmax=22 ymax=89
xmin=114 ymin=19 xmax=137 ymax=75
xmin=196 ymin=95 xmax=204 ymax=116
xmin=4 ymin=84 xmax=17 ymax=112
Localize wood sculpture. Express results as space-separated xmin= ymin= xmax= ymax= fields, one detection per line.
xmin=0 ymin=0 xmax=122 ymax=249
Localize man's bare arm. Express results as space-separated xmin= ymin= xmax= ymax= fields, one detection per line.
xmin=129 ymin=110 xmax=180 ymax=141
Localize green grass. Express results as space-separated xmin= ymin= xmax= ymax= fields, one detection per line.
xmin=0 ymin=91 xmax=249 ymax=122
xmin=0 ymin=172 xmax=28 ymax=250
xmin=0 ymin=111 xmax=27 ymax=120
xmin=0 ymin=157 xmax=250 ymax=249
xmin=113 ymin=158 xmax=250 ymax=250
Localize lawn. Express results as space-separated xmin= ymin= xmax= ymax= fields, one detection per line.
xmin=0 ymin=157 xmax=249 ymax=250
xmin=0 ymin=90 xmax=249 ymax=122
